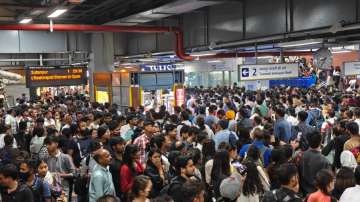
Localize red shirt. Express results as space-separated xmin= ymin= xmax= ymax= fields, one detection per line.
xmin=120 ymin=160 xmax=144 ymax=193
xmin=307 ymin=191 xmax=333 ymax=202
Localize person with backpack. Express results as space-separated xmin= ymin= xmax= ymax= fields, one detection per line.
xmin=299 ymin=131 xmax=331 ymax=195
xmin=239 ymin=129 xmax=272 ymax=167
xmin=295 ymin=111 xmax=316 ymax=151
xmin=76 ymin=141 xmax=103 ymax=202
xmin=19 ymin=159 xmax=52 ymax=202
xmin=163 ymin=155 xmax=196 ymax=202
xmin=262 ymin=163 xmax=302 ymax=202
xmin=213 ymin=120 xmax=238 ymax=151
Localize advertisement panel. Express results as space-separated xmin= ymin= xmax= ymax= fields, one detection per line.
xmin=239 ymin=63 xmax=299 ymax=81
xmin=26 ymin=65 xmax=87 ymax=88
xmin=343 ymin=61 xmax=360 ymax=76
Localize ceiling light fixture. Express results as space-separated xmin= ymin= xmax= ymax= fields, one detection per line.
xmin=207 ymin=60 xmax=223 ymax=63
xmin=190 ymin=52 xmax=217 ymax=57
xmin=19 ymin=18 xmax=32 ymax=24
xmin=278 ymin=39 xmax=323 ymax=48
xmin=48 ymin=9 xmax=67 ymax=18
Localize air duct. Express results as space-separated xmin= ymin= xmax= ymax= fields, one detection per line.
xmin=0 ymin=24 xmax=195 ymax=61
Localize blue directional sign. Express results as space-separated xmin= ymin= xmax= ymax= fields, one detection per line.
xmin=242 ymin=68 xmax=250 ymax=77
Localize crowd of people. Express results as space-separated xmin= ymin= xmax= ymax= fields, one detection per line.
xmin=0 ymin=82 xmax=360 ymax=202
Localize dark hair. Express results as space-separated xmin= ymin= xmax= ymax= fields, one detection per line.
xmin=132 ymin=175 xmax=151 ymax=197
xmin=0 ymin=164 xmax=18 ymax=180
xmin=298 ymin=111 xmax=308 ymax=122
xmin=44 ymin=135 xmax=59 ymax=145
xmin=96 ymin=195 xmax=118 ymax=202
xmin=335 ymin=167 xmax=355 ymax=195
xmin=188 ymin=148 xmax=202 ymax=165
xmin=315 ymin=169 xmax=334 ymax=195
xmin=4 ymin=134 xmax=14 ymax=147
xmin=218 ymin=119 xmax=229 ymax=130
xmin=33 ymin=127 xmax=45 ymax=137
xmin=123 ymin=144 xmax=139 ymax=175
xmin=211 ymin=149 xmax=230 ymax=182
xmin=168 ymin=150 xmax=181 ymax=168
xmin=281 ymin=144 xmax=293 ymax=161
xmin=277 ymin=163 xmax=298 ymax=185
xmin=180 ymin=111 xmax=189 ymax=121
xmin=253 ymin=116 xmax=262 ymax=125
xmin=246 ymin=145 xmax=261 ymax=162
xmin=146 ymin=149 xmax=162 ymax=167
xmin=308 ymin=131 xmax=322 ymax=149
xmin=19 ymin=121 xmax=27 ymax=131
xmin=202 ymin=139 xmax=215 ymax=160
xmin=180 ymin=125 xmax=190 ymax=135
xmin=97 ymin=125 xmax=109 ymax=138
xmin=149 ymin=135 xmax=165 ymax=150
xmin=181 ymin=180 xmax=204 ymax=202
xmin=150 ymin=194 xmax=173 ymax=202
xmin=355 ymin=166 xmax=360 ymax=185
xmin=346 ymin=122 xmax=359 ymax=135
xmin=165 ymin=124 xmax=177 ymax=134
xmin=242 ymin=162 xmax=265 ymax=196
xmin=196 ymin=116 xmax=206 ymax=131
xmin=175 ymin=155 xmax=192 ymax=173
xmin=275 ymin=106 xmax=286 ymax=117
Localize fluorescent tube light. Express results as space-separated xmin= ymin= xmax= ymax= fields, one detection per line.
xmin=48 ymin=9 xmax=67 ymax=18
xmin=257 ymin=56 xmax=273 ymax=59
xmin=190 ymin=52 xmax=217 ymax=57
xmin=332 ymin=50 xmax=351 ymax=54
xmin=278 ymin=39 xmax=323 ymax=48
xmin=207 ymin=60 xmax=223 ymax=63
xmin=19 ymin=18 xmax=32 ymax=24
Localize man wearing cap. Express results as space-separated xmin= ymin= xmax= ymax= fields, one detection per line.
xmin=219 ymin=172 xmax=242 ymax=202
xmin=133 ymin=120 xmax=155 ymax=165
xmin=226 ymin=110 xmax=237 ymax=132
xmin=109 ymin=136 xmax=126 ymax=198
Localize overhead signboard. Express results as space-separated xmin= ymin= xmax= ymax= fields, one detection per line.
xmin=239 ymin=63 xmax=299 ymax=81
xmin=343 ymin=61 xmax=360 ymax=76
xmin=26 ymin=65 xmax=87 ymax=88
xmin=140 ymin=64 xmax=176 ymax=72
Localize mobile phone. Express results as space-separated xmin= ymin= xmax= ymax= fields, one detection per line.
xmin=297 ymin=132 xmax=302 ymax=141
xmin=232 ymin=162 xmax=247 ymax=176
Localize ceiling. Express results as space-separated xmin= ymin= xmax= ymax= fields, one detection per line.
xmin=0 ymin=0 xmax=179 ymax=24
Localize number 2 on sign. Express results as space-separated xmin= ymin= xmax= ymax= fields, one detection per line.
xmin=252 ymin=68 xmax=257 ymax=76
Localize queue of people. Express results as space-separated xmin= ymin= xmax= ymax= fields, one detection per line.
xmin=0 ymin=83 xmax=360 ymax=202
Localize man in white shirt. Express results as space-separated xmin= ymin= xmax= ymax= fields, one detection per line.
xmin=340 ymin=166 xmax=360 ymax=202
xmin=44 ymin=111 xmax=55 ymax=128
xmin=177 ymin=111 xmax=192 ymax=138
xmin=5 ymin=109 xmax=17 ymax=135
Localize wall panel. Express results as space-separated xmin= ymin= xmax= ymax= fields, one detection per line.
xmin=293 ymin=0 xmax=357 ymax=31
xmin=245 ymin=0 xmax=286 ymax=38
xmin=209 ymin=3 xmax=243 ymax=43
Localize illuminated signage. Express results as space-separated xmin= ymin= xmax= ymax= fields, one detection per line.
xmin=26 ymin=65 xmax=87 ymax=88
xmin=140 ymin=64 xmax=176 ymax=72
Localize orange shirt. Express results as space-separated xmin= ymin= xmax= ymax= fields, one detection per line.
xmin=307 ymin=191 xmax=333 ymax=202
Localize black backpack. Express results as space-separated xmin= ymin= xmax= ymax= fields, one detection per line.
xmin=74 ymin=155 xmax=91 ymax=196
xmin=159 ymin=177 xmax=182 ymax=196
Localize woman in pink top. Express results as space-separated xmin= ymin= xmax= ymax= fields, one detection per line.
xmin=306 ymin=169 xmax=337 ymax=202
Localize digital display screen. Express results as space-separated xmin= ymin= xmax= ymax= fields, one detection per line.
xmin=26 ymin=65 xmax=87 ymax=88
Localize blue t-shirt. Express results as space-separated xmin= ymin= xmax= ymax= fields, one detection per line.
xmin=31 ymin=176 xmax=51 ymax=202
xmin=239 ymin=140 xmax=272 ymax=167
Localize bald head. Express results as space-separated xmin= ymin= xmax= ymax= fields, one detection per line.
xmin=93 ymin=149 xmax=112 ymax=167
